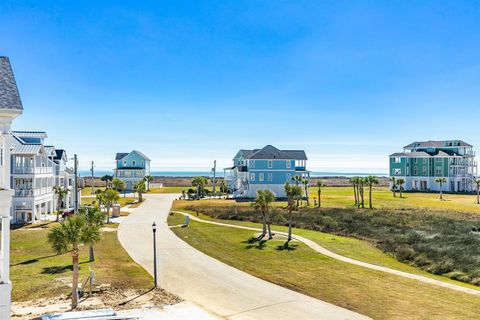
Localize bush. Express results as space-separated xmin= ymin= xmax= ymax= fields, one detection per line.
xmin=426 ymin=260 xmax=455 ymax=275
xmin=445 ymin=271 xmax=471 ymax=283
xmin=395 ymin=246 xmax=416 ymax=262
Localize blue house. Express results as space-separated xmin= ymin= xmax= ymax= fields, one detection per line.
xmin=114 ymin=151 xmax=151 ymax=190
xmin=224 ymin=145 xmax=309 ymax=198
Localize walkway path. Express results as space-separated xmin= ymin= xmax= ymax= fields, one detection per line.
xmin=118 ymin=194 xmax=370 ymax=320
xmin=171 ymin=210 xmax=480 ymax=296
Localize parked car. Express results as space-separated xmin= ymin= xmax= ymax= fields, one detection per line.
xmin=61 ymin=208 xmax=75 ymax=219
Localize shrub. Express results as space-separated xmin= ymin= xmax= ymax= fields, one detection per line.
xmin=395 ymin=246 xmax=416 ymax=262
xmin=445 ymin=271 xmax=471 ymax=283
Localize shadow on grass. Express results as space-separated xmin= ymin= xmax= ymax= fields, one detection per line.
xmin=118 ymin=287 xmax=155 ymax=306
xmin=243 ymin=237 xmax=267 ymax=250
xmin=276 ymin=242 xmax=298 ymax=251
xmin=41 ymin=265 xmax=73 ymax=274
xmin=11 ymin=253 xmax=60 ymax=267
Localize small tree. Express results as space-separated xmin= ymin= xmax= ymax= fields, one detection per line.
xmin=144 ymin=175 xmax=154 ymax=191
xmin=291 ymin=175 xmax=303 ymax=206
xmin=134 ymin=180 xmax=146 ymax=202
xmin=53 ymin=186 xmax=69 ymax=221
xmin=350 ymin=177 xmax=358 ymax=206
xmin=357 ymin=177 xmax=365 ymax=208
xmin=253 ymin=189 xmax=275 ymax=240
xmin=436 ymin=177 xmax=447 ymax=200
xmin=365 ymin=176 xmax=379 ymax=209
xmin=390 ymin=177 xmax=397 ymax=197
xmin=78 ymin=207 xmax=105 ymax=262
xmin=103 ymin=188 xmax=120 ymax=223
xmin=396 ymin=178 xmax=405 ymax=198
xmin=284 ymin=182 xmax=303 ymax=244
xmin=48 ymin=215 xmax=101 ymax=309
xmin=302 ymin=178 xmax=310 ymax=206
xmin=100 ymin=175 xmax=113 ymax=188
xmin=192 ymin=176 xmax=208 ymax=199
xmin=475 ymin=178 xmax=480 ymax=205
xmin=112 ymin=178 xmax=126 ymax=198
xmin=316 ymin=180 xmax=326 ymax=208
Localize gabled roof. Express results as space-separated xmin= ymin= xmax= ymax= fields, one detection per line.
xmin=44 ymin=145 xmax=56 ymax=156
xmin=404 ymin=140 xmax=472 ymax=149
xmin=282 ymin=150 xmax=308 ymax=160
xmin=236 ymin=145 xmax=308 ymax=160
xmin=115 ymin=150 xmax=151 ymax=161
xmin=11 ymin=134 xmax=44 ymax=155
xmin=390 ymin=150 xmax=462 ymax=158
xmin=54 ymin=149 xmax=66 ymax=161
xmin=0 ymin=57 xmax=23 ymax=111
xmin=12 ymin=131 xmax=48 ymax=139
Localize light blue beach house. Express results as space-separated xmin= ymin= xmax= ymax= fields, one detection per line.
xmin=224 ymin=145 xmax=309 ymax=198
xmin=114 ymin=151 xmax=151 ymax=191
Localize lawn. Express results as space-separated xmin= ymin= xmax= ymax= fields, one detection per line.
xmin=148 ymin=186 xmax=216 ymax=194
xmin=80 ymin=196 xmax=136 ymax=207
xmin=80 ymin=187 xmax=106 ymax=196
xmin=10 ymin=222 xmax=151 ymax=302
xmin=168 ymin=212 xmax=480 ymax=320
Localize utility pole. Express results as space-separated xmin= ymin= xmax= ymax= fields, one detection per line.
xmin=90 ymin=161 xmax=95 ymax=194
xmin=74 ymin=154 xmax=79 ymax=212
xmin=212 ymin=160 xmax=217 ymax=193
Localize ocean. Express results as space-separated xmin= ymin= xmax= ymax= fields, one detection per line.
xmin=78 ymin=170 xmax=388 ymax=178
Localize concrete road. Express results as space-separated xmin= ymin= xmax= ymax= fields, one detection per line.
xmin=118 ymin=194 xmax=370 ymax=320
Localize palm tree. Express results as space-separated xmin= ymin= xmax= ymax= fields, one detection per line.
xmin=100 ymin=175 xmax=113 ymax=188
xmin=291 ymin=176 xmax=303 ymax=206
xmin=78 ymin=207 xmax=105 ymax=262
xmin=390 ymin=177 xmax=397 ymax=197
xmin=253 ymin=189 xmax=276 ymax=239
xmin=316 ymin=180 xmax=326 ymax=208
xmin=144 ymin=175 xmax=154 ymax=191
xmin=48 ymin=215 xmax=101 ymax=309
xmin=435 ymin=177 xmax=447 ymax=200
xmin=302 ymin=178 xmax=310 ymax=206
xmin=475 ymin=178 xmax=480 ymax=205
xmin=365 ymin=176 xmax=379 ymax=209
xmin=284 ymin=182 xmax=303 ymax=243
xmin=350 ymin=177 xmax=358 ymax=206
xmin=103 ymin=188 xmax=120 ymax=223
xmin=134 ymin=180 xmax=146 ymax=202
xmin=356 ymin=177 xmax=365 ymax=208
xmin=111 ymin=178 xmax=126 ymax=197
xmin=396 ymin=178 xmax=405 ymax=198
xmin=192 ymin=176 xmax=208 ymax=199
xmin=53 ymin=186 xmax=69 ymax=221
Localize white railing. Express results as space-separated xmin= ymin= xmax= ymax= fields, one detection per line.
xmin=14 ymin=190 xmax=34 ymax=197
xmin=13 ymin=166 xmax=53 ymax=174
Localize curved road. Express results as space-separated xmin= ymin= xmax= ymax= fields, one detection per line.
xmin=118 ymin=194 xmax=369 ymax=320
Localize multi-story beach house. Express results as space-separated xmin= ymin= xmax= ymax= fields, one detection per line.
xmin=0 ymin=56 xmax=23 ymax=319
xmin=224 ymin=145 xmax=309 ymax=198
xmin=52 ymin=148 xmax=75 ymax=210
xmin=114 ymin=151 xmax=151 ymax=190
xmin=389 ymin=140 xmax=478 ymax=192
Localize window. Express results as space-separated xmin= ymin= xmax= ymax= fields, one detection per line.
xmin=250 ymin=160 xmax=255 ymax=168
xmin=414 ymin=158 xmax=418 ymax=164
xmin=259 ymin=173 xmax=264 ymax=181
xmin=133 ymin=160 xmax=136 ymax=166
xmin=0 ymin=148 xmax=3 ymax=166
xmin=436 ymin=167 xmax=442 ymax=175
xmin=413 ymin=167 xmax=418 ymax=175
xmin=267 ymin=173 xmax=273 ymax=182
xmin=393 ymin=168 xmax=401 ymax=175
xmin=268 ymin=160 xmax=273 ymax=169
xmin=286 ymin=160 xmax=291 ymax=168
xmin=123 ymin=160 xmax=127 ymax=165
xmin=422 ymin=166 xmax=427 ymax=175
xmin=393 ymin=157 xmax=401 ymax=163
xmin=250 ymin=173 xmax=255 ymax=181
xmin=286 ymin=173 xmax=291 ymax=181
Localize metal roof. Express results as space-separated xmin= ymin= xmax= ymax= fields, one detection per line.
xmin=12 ymin=131 xmax=48 ymax=139
xmin=11 ymin=135 xmax=43 ymax=155
xmin=0 ymin=57 xmax=23 ymax=111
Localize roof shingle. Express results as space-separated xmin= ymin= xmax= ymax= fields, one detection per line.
xmin=0 ymin=57 xmax=23 ymax=111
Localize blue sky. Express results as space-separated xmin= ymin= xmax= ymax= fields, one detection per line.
xmin=1 ymin=1 xmax=479 ymax=173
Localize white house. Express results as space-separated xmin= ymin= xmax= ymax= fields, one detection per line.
xmin=0 ymin=56 xmax=23 ymax=320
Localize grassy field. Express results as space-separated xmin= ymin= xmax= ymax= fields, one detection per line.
xmin=10 ymin=222 xmax=151 ymax=302
xmin=148 ymin=186 xmax=217 ymax=194
xmin=80 ymin=187 xmax=106 ymax=196
xmin=168 ymin=212 xmax=480 ymax=319
xmin=80 ymin=196 xmax=136 ymax=207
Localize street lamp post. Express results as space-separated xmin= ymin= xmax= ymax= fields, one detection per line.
xmin=152 ymin=222 xmax=157 ymax=288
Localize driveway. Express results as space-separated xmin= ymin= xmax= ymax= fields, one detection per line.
xmin=118 ymin=194 xmax=369 ymax=320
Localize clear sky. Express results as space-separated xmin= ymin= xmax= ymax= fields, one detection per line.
xmin=1 ymin=1 xmax=479 ymax=173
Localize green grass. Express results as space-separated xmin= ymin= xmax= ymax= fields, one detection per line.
xmin=10 ymin=222 xmax=151 ymax=302
xmin=167 ymin=212 xmax=480 ymax=320
xmin=148 ymin=186 xmax=217 ymax=194
xmin=80 ymin=197 xmax=136 ymax=207
xmin=81 ymin=187 xmax=106 ymax=196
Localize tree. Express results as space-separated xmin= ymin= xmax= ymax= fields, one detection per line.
xmin=475 ymin=178 xmax=480 ymax=205
xmin=291 ymin=176 xmax=303 ymax=206
xmin=134 ymin=180 xmax=146 ymax=202
xmin=78 ymin=207 xmax=105 ymax=262
xmin=103 ymin=188 xmax=120 ymax=223
xmin=111 ymin=178 xmax=126 ymax=197
xmin=390 ymin=177 xmax=397 ymax=197
xmin=53 ymin=186 xmax=69 ymax=221
xmin=302 ymin=178 xmax=310 ymax=206
xmin=356 ymin=177 xmax=365 ymax=208
xmin=144 ymin=175 xmax=154 ymax=191
xmin=396 ymin=178 xmax=405 ymax=198
xmin=192 ymin=176 xmax=208 ymax=199
xmin=350 ymin=177 xmax=358 ymax=206
xmin=220 ymin=180 xmax=228 ymax=194
xmin=100 ymin=175 xmax=113 ymax=188
xmin=365 ymin=176 xmax=379 ymax=209
xmin=284 ymin=182 xmax=303 ymax=243
xmin=48 ymin=215 xmax=101 ymax=309
xmin=253 ymin=189 xmax=276 ymax=240
xmin=316 ymin=180 xmax=326 ymax=208
xmin=435 ymin=177 xmax=447 ymax=200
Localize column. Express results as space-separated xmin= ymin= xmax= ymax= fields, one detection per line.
xmin=0 ymin=190 xmax=13 ymax=320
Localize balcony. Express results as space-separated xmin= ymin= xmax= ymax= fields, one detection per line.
xmin=14 ymin=190 xmax=34 ymax=197
xmin=295 ymin=166 xmax=307 ymax=171
xmin=13 ymin=166 xmax=53 ymax=174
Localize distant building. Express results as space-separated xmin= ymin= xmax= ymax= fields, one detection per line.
xmin=0 ymin=56 xmax=23 ymax=320
xmin=389 ymin=140 xmax=478 ymax=192
xmin=114 ymin=151 xmax=151 ymax=190
xmin=224 ymin=145 xmax=309 ymax=198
